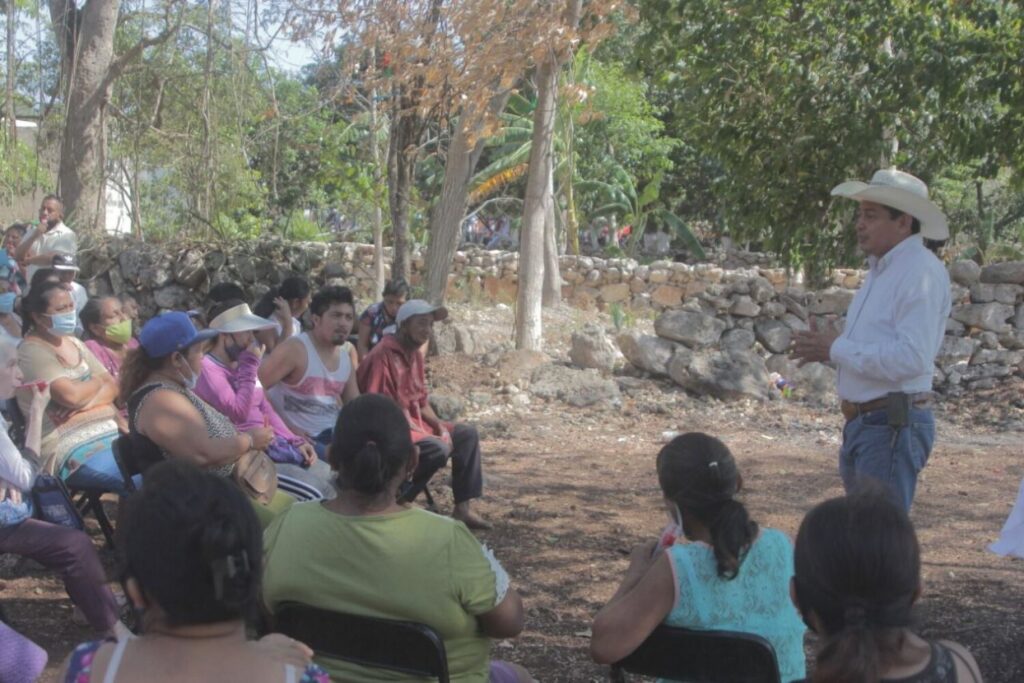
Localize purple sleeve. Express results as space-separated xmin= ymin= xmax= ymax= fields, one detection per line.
xmin=194 ymin=355 xmax=258 ymax=425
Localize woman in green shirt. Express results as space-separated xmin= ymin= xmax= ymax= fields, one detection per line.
xmin=262 ymin=393 xmax=532 ymax=682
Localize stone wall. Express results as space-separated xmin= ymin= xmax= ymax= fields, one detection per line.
xmin=77 ymin=237 xmax=1024 ymax=393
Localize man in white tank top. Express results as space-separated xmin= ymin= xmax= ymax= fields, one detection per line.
xmin=259 ymin=286 xmax=360 ymax=457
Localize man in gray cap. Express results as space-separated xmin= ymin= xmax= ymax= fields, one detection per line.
xmin=792 ymin=169 xmax=951 ymax=511
xmin=357 ymin=300 xmax=490 ymax=529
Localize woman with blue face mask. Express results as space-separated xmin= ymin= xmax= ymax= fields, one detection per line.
xmin=590 ymin=433 xmax=807 ymax=683
xmin=16 ymin=281 xmax=129 ymax=492
xmin=0 ymin=284 xmax=21 ymax=340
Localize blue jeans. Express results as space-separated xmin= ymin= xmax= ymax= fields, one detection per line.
xmin=839 ymin=407 xmax=935 ymax=511
xmin=310 ymin=428 xmax=333 ymax=461
xmin=63 ymin=449 xmax=136 ymax=495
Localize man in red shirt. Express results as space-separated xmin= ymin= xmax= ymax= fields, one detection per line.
xmin=357 ymin=300 xmax=489 ymax=529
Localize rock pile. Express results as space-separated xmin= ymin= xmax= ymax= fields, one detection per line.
xmin=616 ymin=259 xmax=1024 ymax=399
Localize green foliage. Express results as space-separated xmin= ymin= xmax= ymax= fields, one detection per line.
xmin=637 ymin=0 xmax=1024 ymax=269
xmin=0 ymin=138 xmax=51 ymax=202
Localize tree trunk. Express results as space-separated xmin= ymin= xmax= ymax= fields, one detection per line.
xmin=424 ymin=91 xmax=512 ymax=305
xmin=49 ymin=0 xmax=121 ymax=232
xmin=387 ymin=93 xmax=418 ymax=284
xmin=515 ymin=0 xmax=580 ymax=348
xmin=515 ymin=55 xmax=559 ymax=350
xmin=542 ymin=147 xmax=562 ymax=306
xmin=5 ymin=0 xmax=17 ymax=154
xmin=368 ymin=87 xmax=385 ymax=299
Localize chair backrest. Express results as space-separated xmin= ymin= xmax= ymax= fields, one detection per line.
xmin=273 ymin=602 xmax=450 ymax=683
xmin=612 ymin=625 xmax=781 ymax=683
xmin=112 ymin=434 xmax=142 ymax=488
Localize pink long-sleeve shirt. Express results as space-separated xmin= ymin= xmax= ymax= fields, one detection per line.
xmin=195 ymin=352 xmax=304 ymax=447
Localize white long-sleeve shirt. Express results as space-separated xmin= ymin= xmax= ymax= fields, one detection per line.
xmin=829 ymin=235 xmax=951 ymax=402
xmin=0 ymin=414 xmax=35 ymax=493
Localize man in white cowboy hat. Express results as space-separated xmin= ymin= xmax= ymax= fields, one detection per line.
xmin=792 ymin=169 xmax=952 ymax=511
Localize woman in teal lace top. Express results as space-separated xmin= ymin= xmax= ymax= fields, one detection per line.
xmin=590 ymin=432 xmax=806 ymax=682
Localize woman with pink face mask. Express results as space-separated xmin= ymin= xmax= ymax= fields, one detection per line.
xmin=0 ymin=335 xmax=122 ymax=682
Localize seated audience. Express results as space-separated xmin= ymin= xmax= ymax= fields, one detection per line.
xmin=356 ymin=278 xmax=409 ymax=360
xmin=16 ymin=281 xmax=126 ymax=492
xmin=59 ymin=460 xmax=329 ymax=683
xmin=3 ymin=223 xmax=28 ymax=293
xmin=121 ymin=311 xmax=294 ymax=526
xmin=0 ymin=620 xmax=47 ymax=683
xmin=52 ymin=254 xmax=87 ymax=320
xmin=357 ymin=300 xmax=490 ymax=529
xmin=0 ymin=265 xmax=20 ymax=339
xmin=197 ymin=301 xmax=335 ymax=499
xmin=81 ymin=296 xmax=138 ymax=379
xmin=792 ymin=488 xmax=982 ymax=683
xmin=262 ymin=394 xmax=531 ymax=683
xmin=275 ymin=276 xmax=311 ymax=339
xmin=118 ymin=292 xmax=140 ymax=335
xmin=260 ymin=286 xmax=359 ymax=452
xmin=0 ymin=336 xmax=121 ymax=636
xmin=590 ymin=433 xmax=806 ymax=682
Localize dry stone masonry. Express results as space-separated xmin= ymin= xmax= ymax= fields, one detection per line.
xmin=76 ymin=237 xmax=1023 ymax=398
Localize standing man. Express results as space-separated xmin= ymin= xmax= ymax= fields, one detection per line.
xmin=15 ymin=195 xmax=78 ymax=286
xmin=357 ymin=300 xmax=491 ymax=530
xmin=259 ymin=285 xmax=360 ymax=453
xmin=792 ymin=169 xmax=951 ymax=511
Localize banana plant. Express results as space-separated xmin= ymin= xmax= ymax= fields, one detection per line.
xmin=578 ymin=163 xmax=706 ymax=259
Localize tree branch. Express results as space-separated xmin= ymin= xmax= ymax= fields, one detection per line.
xmin=104 ymin=6 xmax=184 ymax=88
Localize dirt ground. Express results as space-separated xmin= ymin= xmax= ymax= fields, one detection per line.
xmin=8 ymin=306 xmax=1024 ymax=682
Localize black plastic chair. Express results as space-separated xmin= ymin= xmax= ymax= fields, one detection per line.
xmin=112 ymin=435 xmax=142 ymax=491
xmin=610 ymin=625 xmax=781 ymax=683
xmin=273 ymin=602 xmax=450 ymax=682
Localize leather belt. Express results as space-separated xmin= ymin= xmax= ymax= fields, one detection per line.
xmin=840 ymin=393 xmax=932 ymax=423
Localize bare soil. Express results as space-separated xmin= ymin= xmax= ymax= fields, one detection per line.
xmin=10 ymin=306 xmax=1024 ymax=682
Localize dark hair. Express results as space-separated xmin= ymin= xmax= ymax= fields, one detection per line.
xmin=793 ymin=487 xmax=920 ymax=683
xmin=310 ymin=285 xmax=355 ymax=317
xmin=884 ymin=206 xmax=921 ymax=235
xmin=4 ymin=223 xmax=27 ymax=237
xmin=383 ymin=279 xmax=410 ymax=299
xmin=279 ymin=276 xmax=310 ymax=302
xmin=29 ymin=267 xmax=59 ymax=290
xmin=21 ymin=280 xmax=67 ymax=335
xmin=252 ymin=289 xmax=277 ymax=319
xmin=209 ymin=282 xmax=246 ymax=304
xmin=656 ymin=433 xmax=757 ymax=580
xmin=329 ymin=394 xmax=413 ymax=495
xmin=118 ymin=460 xmax=262 ymax=626
xmin=207 ymin=298 xmax=245 ymax=325
xmin=119 ymin=346 xmax=169 ymax=400
xmin=40 ymin=194 xmax=63 ymax=213
xmin=79 ymin=296 xmax=118 ymax=340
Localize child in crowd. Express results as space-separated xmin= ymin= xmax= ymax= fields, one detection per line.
xmin=356 ymin=278 xmax=409 ymax=360
xmin=792 ymin=488 xmax=982 ymax=683
xmin=590 ymin=432 xmax=806 ymax=682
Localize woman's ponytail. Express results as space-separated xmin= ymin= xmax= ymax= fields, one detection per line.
xmin=705 ymin=498 xmax=758 ymax=579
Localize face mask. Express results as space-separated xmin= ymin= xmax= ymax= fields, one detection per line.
xmin=224 ymin=335 xmax=246 ymax=362
xmin=176 ymin=355 xmax=199 ymax=390
xmin=0 ymin=292 xmax=15 ymax=314
xmin=47 ymin=311 xmax=78 ymax=336
xmin=105 ymin=319 xmax=133 ymax=345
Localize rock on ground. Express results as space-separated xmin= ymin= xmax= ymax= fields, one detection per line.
xmin=654 ymin=310 xmax=726 ymax=348
xmin=616 ymin=330 xmax=677 ymax=376
xmin=528 ymin=364 xmax=621 ymax=408
xmin=569 ymin=323 xmax=619 ymax=372
xmin=668 ymin=348 xmax=771 ymax=401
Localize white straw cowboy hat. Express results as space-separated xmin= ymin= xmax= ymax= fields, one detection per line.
xmin=208 ymin=303 xmax=275 ymax=333
xmin=831 ymin=169 xmax=949 ymax=241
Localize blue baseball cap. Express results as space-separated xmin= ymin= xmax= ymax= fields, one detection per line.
xmin=138 ymin=311 xmax=219 ymax=358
